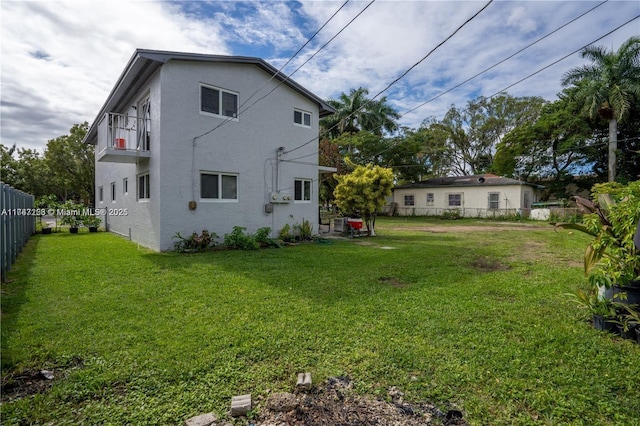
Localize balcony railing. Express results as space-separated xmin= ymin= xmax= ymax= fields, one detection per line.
xmin=97 ymin=113 xmax=151 ymax=163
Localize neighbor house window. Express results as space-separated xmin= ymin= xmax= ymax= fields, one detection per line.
xmin=294 ymin=179 xmax=311 ymax=202
xmin=99 ymin=186 xmax=103 ymax=203
xmin=200 ymin=84 xmax=238 ymax=118
xmin=200 ymin=172 xmax=238 ymax=200
xmin=294 ymin=109 xmax=311 ymax=127
xmin=111 ymin=182 xmax=116 ymax=202
xmin=448 ymin=193 xmax=462 ymax=207
xmin=488 ymin=192 xmax=500 ymax=210
xmin=138 ymin=173 xmax=150 ymax=200
xmin=404 ymin=195 xmax=415 ymax=206
xmin=123 ymin=178 xmax=128 ymax=195
xmin=426 ymin=193 xmax=434 ymax=206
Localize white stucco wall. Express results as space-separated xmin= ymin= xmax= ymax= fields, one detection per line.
xmin=393 ymin=184 xmax=537 ymax=217
xmin=97 ymin=59 xmax=322 ymax=251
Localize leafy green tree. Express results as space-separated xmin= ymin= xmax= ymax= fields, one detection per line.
xmin=562 ymin=36 xmax=640 ymax=182
xmin=333 ymin=163 xmax=394 ymax=236
xmin=0 ymin=143 xmax=18 ymax=186
xmin=43 ymin=122 xmax=94 ymax=204
xmin=321 ymin=87 xmax=400 ymax=139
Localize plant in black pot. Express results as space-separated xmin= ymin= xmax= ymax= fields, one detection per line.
xmin=59 ymin=200 xmax=85 ymax=233
xmin=554 ymin=181 xmax=640 ymax=303
xmin=83 ymin=215 xmax=101 ymax=232
xmin=611 ymin=303 xmax=640 ymax=342
xmin=566 ymin=288 xmax=618 ymax=333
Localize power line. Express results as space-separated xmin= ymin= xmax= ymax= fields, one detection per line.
xmin=192 ymin=0 xmax=356 ymax=141
xmin=283 ymin=0 xmax=495 ymax=157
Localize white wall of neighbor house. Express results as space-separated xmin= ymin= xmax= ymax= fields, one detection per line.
xmin=155 ymin=60 xmax=321 ymax=250
xmin=393 ymin=185 xmax=536 ymax=216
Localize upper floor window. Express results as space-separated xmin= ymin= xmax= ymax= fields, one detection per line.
xmin=294 ymin=179 xmax=311 ymax=202
xmin=294 ymin=109 xmax=311 ymax=127
xmin=201 ymin=84 xmax=238 ymax=119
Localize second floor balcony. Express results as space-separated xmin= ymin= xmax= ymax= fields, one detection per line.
xmin=97 ymin=113 xmax=151 ymax=163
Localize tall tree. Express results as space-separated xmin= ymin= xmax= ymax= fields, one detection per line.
xmin=320 ymin=87 xmax=400 ymax=139
xmin=562 ymin=36 xmax=640 ymax=182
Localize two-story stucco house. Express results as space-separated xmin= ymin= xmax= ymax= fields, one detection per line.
xmin=83 ymin=49 xmax=335 ymax=251
xmin=392 ymin=174 xmax=544 ymax=217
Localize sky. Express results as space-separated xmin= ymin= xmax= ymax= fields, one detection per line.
xmin=1 ymin=0 xmax=639 ymax=153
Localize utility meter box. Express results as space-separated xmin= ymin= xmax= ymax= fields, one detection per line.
xmin=270 ymin=192 xmax=292 ymax=204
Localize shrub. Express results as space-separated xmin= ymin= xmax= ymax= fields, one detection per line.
xmin=254 ymin=227 xmax=281 ymax=248
xmin=223 ymin=226 xmax=260 ymax=250
xmin=173 ymin=230 xmax=217 ymax=253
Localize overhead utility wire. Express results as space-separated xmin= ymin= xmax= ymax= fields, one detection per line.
xmin=400 ymin=0 xmax=609 ymax=119
xmin=487 ymin=14 xmax=640 ymax=98
xmin=283 ymin=0 xmax=495 ymax=156
xmin=192 ymin=0 xmax=354 ymax=141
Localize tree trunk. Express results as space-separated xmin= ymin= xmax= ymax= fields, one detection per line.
xmin=608 ymin=118 xmax=617 ymax=182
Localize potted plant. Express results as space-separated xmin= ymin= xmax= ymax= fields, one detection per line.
xmin=611 ymin=303 xmax=640 ymax=341
xmin=59 ymin=200 xmax=84 ymax=233
xmin=41 ymin=222 xmax=52 ymax=234
xmin=83 ymin=215 xmax=101 ymax=232
xmin=567 ymin=289 xmax=618 ymax=333
xmin=554 ymin=182 xmax=640 ymax=303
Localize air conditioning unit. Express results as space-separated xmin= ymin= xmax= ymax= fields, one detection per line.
xmin=270 ymin=192 xmax=292 ymax=204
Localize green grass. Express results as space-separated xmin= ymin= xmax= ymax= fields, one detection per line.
xmin=2 ymin=218 xmax=639 ymax=425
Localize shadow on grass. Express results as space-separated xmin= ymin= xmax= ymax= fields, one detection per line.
xmin=1 ymin=234 xmax=42 ymax=370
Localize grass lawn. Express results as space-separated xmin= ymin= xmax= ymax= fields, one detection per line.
xmin=1 ymin=218 xmax=639 ymax=425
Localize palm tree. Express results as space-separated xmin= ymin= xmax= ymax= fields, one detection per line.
xmin=320 ymin=87 xmax=400 ymax=139
xmin=561 ymin=36 xmax=640 ymax=182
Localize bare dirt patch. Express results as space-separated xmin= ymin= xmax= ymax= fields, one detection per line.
xmin=469 ymin=256 xmax=510 ymax=272
xmin=250 ymin=377 xmax=466 ymax=426
xmin=379 ymin=276 xmax=407 ymax=288
xmin=382 ymin=224 xmax=545 ymax=233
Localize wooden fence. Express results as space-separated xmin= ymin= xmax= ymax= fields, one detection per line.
xmin=1 ymin=183 xmax=35 ymax=282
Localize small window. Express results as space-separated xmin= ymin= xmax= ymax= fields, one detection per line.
xmin=404 ymin=195 xmax=415 ymax=206
xmin=426 ymin=193 xmax=434 ymax=206
xmin=201 ymin=84 xmax=238 ymax=118
xmin=448 ymin=193 xmax=462 ymax=207
xmin=488 ymin=192 xmax=500 ymax=210
xmin=123 ymin=178 xmax=128 ymax=195
xmin=111 ymin=182 xmax=116 ymax=202
xmin=99 ymin=186 xmax=103 ymax=203
xmin=294 ymin=179 xmax=312 ymax=202
xmin=138 ymin=173 xmax=150 ymax=200
xmin=294 ymin=109 xmax=311 ymax=127
xmin=201 ymin=172 xmax=238 ymax=200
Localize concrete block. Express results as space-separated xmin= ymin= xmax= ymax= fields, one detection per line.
xmin=296 ymin=372 xmax=312 ymax=390
xmin=231 ymin=394 xmax=251 ymax=417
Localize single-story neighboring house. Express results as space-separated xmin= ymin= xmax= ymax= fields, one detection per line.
xmin=392 ymin=174 xmax=544 ymax=217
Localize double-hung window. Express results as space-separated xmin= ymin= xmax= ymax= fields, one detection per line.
xmin=201 ymin=172 xmax=238 ymax=201
xmin=404 ymin=195 xmax=415 ymax=206
xmin=488 ymin=192 xmax=500 ymax=210
xmin=426 ymin=193 xmax=434 ymax=206
xmin=138 ymin=173 xmax=150 ymax=200
xmin=294 ymin=179 xmax=312 ymax=202
xmin=201 ymin=84 xmax=238 ymax=118
xmin=294 ymin=109 xmax=311 ymax=127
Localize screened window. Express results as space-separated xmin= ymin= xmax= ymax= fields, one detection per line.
xmin=488 ymin=192 xmax=500 ymax=210
xmin=201 ymin=85 xmax=238 ymax=118
xmin=201 ymin=172 xmax=237 ymax=200
xmin=294 ymin=109 xmax=311 ymax=127
xmin=404 ymin=195 xmax=415 ymax=206
xmin=448 ymin=193 xmax=462 ymax=207
xmin=294 ymin=179 xmax=311 ymax=202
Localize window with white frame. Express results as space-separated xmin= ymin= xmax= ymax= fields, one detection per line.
xmin=488 ymin=192 xmax=500 ymax=210
xmin=99 ymin=186 xmax=103 ymax=203
xmin=448 ymin=193 xmax=462 ymax=207
xmin=426 ymin=193 xmax=434 ymax=206
xmin=200 ymin=84 xmax=238 ymax=118
xmin=201 ymin=172 xmax=238 ymax=200
xmin=404 ymin=195 xmax=415 ymax=206
xmin=294 ymin=109 xmax=311 ymax=127
xmin=138 ymin=173 xmax=150 ymax=200
xmin=123 ymin=178 xmax=128 ymax=195
xmin=111 ymin=182 xmax=116 ymax=202
xmin=294 ymin=179 xmax=311 ymax=202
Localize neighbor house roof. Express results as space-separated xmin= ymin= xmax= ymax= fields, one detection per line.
xmin=84 ymin=49 xmax=336 ymax=145
xmin=394 ymin=174 xmax=544 ymax=190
